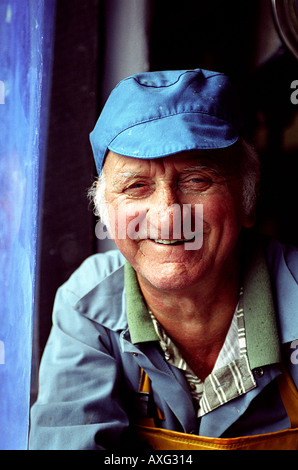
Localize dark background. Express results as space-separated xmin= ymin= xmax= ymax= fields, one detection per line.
xmin=35 ymin=0 xmax=298 ymax=373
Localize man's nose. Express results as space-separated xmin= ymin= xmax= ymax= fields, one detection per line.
xmin=155 ymin=184 xmax=179 ymax=207
xmin=148 ymin=185 xmax=182 ymax=238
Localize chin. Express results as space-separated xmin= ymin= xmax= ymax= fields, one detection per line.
xmin=136 ymin=262 xmax=200 ymax=292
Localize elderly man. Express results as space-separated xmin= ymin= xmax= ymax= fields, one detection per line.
xmin=29 ymin=69 xmax=298 ymax=450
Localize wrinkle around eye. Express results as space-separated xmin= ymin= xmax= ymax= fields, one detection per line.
xmin=179 ymin=179 xmax=213 ymax=193
xmin=123 ymin=183 xmax=155 ymax=198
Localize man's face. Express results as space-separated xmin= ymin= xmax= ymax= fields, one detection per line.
xmin=103 ymin=149 xmax=254 ymax=292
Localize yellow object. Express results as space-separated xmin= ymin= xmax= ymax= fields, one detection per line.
xmin=136 ymin=425 xmax=297 ymax=450
xmin=136 ymin=368 xmax=298 ymax=450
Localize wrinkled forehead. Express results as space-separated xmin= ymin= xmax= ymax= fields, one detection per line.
xmin=103 ymin=145 xmax=243 ymax=179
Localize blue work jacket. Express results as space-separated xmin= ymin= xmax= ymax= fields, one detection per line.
xmin=29 ymin=237 xmax=298 ymax=450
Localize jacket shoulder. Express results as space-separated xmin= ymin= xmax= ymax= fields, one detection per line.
xmin=60 ymin=249 xmax=125 ymax=303
xmin=265 ymin=238 xmax=298 ymax=281
xmin=264 ymin=238 xmax=298 ymax=343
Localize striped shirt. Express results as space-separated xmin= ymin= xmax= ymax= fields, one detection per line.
xmin=149 ymin=288 xmax=256 ymax=417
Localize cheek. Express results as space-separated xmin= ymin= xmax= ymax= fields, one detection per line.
xmin=108 ymin=206 xmax=140 ymax=262
xmin=106 ymin=206 xmax=145 ymax=264
xmin=109 ymin=200 xmax=149 ymax=240
xmin=203 ymin=194 xmax=243 ymax=234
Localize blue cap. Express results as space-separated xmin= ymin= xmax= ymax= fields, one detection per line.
xmin=90 ymin=68 xmax=243 ymax=174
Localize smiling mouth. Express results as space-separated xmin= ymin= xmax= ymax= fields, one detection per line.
xmin=152 ymin=237 xmax=196 ymax=245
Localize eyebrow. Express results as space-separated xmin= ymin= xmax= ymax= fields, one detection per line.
xmin=181 ymin=164 xmax=222 ymax=176
xmin=115 ymin=170 xmax=143 ymax=178
xmin=112 ymin=170 xmax=144 ymax=187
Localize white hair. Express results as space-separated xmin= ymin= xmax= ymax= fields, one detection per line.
xmin=88 ymin=171 xmax=110 ymax=228
xmin=88 ymin=139 xmax=260 ymax=225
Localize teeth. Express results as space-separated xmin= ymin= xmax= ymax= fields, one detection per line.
xmin=153 ymin=239 xmax=191 ymax=245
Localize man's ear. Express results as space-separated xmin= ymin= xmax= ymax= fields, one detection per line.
xmin=242 ymin=211 xmax=256 ymax=229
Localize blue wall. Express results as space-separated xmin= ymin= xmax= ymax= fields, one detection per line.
xmin=0 ymin=0 xmax=56 ymax=449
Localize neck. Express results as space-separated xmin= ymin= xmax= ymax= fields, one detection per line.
xmin=136 ymin=250 xmax=242 ymax=379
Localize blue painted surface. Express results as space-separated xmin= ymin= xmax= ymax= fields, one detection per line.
xmin=0 ymin=0 xmax=56 ymax=449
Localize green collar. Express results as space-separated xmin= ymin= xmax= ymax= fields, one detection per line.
xmin=124 ymin=261 xmax=158 ymax=343
xmin=242 ymin=241 xmax=281 ymax=369
xmin=124 ymin=243 xmax=281 ymax=369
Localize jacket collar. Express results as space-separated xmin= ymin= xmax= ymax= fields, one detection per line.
xmin=74 ymin=263 xmax=128 ymax=332
xmin=73 ymin=256 xmax=159 ymax=342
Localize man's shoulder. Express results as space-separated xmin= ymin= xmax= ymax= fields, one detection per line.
xmin=60 ymin=249 xmax=126 ymax=302
xmin=265 ymin=237 xmax=298 ymax=280
xmin=264 ymin=237 xmax=298 ymax=344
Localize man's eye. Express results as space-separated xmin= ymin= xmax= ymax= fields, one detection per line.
xmin=181 ymin=177 xmax=212 ymax=191
xmin=125 ymin=182 xmax=147 ymax=192
xmin=189 ymin=178 xmax=206 ymax=184
xmin=129 ymin=182 xmax=146 ymax=189
xmin=123 ymin=182 xmax=152 ymax=198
